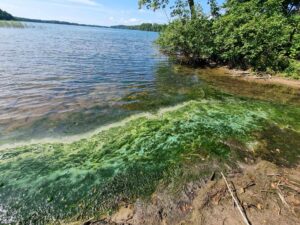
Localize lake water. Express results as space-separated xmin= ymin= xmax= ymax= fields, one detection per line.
xmin=0 ymin=23 xmax=299 ymax=224
xmin=0 ymin=23 xmax=203 ymax=145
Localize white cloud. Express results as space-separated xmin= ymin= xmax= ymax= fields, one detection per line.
xmin=121 ymin=18 xmax=142 ymax=24
xmin=128 ymin=18 xmax=138 ymax=22
xmin=65 ymin=0 xmax=98 ymax=6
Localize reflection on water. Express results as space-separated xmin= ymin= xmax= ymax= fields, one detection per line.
xmin=0 ymin=23 xmax=204 ymax=144
xmin=1 ymin=23 xmax=299 ymax=145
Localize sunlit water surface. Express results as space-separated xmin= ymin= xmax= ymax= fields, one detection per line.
xmin=0 ymin=23 xmax=204 ymax=144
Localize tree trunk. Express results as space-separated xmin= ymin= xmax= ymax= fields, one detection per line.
xmin=188 ymin=0 xmax=196 ymax=19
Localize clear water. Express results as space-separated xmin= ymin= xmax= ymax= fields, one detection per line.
xmin=0 ymin=23 xmax=203 ymax=144
xmin=0 ymin=23 xmax=299 ymax=224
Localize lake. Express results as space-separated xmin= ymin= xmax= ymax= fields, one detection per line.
xmin=0 ymin=23 xmax=203 ymax=145
xmin=0 ymin=23 xmax=299 ymax=224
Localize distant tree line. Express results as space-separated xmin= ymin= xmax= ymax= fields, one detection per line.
xmin=111 ymin=23 xmax=167 ymax=32
xmin=16 ymin=17 xmax=107 ymax=28
xmin=0 ymin=9 xmax=14 ymax=20
xmin=139 ymin=0 xmax=300 ymax=78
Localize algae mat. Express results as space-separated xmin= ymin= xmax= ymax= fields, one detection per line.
xmin=0 ymin=96 xmax=300 ymax=224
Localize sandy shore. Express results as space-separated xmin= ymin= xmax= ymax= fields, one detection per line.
xmin=76 ymin=160 xmax=300 ymax=225
xmin=223 ymin=67 xmax=300 ymax=89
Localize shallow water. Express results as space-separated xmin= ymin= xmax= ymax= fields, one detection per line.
xmin=0 ymin=23 xmax=300 ymax=224
xmin=1 ymin=23 xmax=205 ymax=144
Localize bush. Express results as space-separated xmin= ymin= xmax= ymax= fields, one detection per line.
xmin=283 ymin=60 xmax=300 ymax=79
xmin=289 ymin=13 xmax=300 ymax=60
xmin=213 ymin=0 xmax=298 ymax=71
xmin=157 ymin=17 xmax=214 ymax=64
xmin=156 ymin=0 xmax=300 ymax=73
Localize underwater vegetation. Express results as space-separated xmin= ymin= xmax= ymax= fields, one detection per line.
xmin=0 ymin=20 xmax=26 ymax=28
xmin=0 ymin=95 xmax=299 ymax=224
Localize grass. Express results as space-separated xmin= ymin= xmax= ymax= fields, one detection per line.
xmin=0 ymin=20 xmax=26 ymax=28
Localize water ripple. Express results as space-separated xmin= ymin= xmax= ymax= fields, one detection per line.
xmin=0 ymin=23 xmax=203 ymax=144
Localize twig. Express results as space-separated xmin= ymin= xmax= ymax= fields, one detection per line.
xmin=210 ymin=171 xmax=216 ymax=181
xmin=277 ymin=204 xmax=282 ymax=216
xmin=267 ymin=174 xmax=281 ymax=177
xmin=278 ymin=183 xmax=300 ymax=194
xmin=287 ymin=179 xmax=300 ymax=187
xmin=260 ymin=190 xmax=276 ymax=194
xmin=277 ymin=189 xmax=290 ymax=209
xmin=243 ymin=181 xmax=255 ymax=190
xmin=221 ymin=172 xmax=251 ymax=225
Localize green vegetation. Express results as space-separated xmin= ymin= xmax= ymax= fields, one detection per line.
xmin=283 ymin=59 xmax=300 ymax=79
xmin=1 ymin=89 xmax=300 ymax=223
xmin=0 ymin=3 xmax=299 ymax=224
xmin=0 ymin=9 xmax=14 ymax=20
xmin=111 ymin=23 xmax=167 ymax=32
xmin=140 ymin=0 xmax=300 ymax=78
xmin=0 ymin=20 xmax=25 ymax=28
xmin=16 ymin=17 xmax=107 ymax=28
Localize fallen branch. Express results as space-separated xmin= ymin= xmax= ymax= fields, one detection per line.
xmin=221 ymin=172 xmax=251 ymax=225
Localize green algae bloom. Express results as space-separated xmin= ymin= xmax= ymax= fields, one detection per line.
xmin=1 ymin=95 xmax=299 ymax=224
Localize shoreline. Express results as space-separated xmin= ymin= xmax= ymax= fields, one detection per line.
xmin=1 ymin=67 xmax=299 ymax=224
xmin=221 ymin=67 xmax=300 ymax=89
xmin=77 ymin=160 xmax=300 ymax=225
xmin=0 ymin=101 xmax=192 ymax=151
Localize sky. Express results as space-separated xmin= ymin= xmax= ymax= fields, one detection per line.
xmin=0 ymin=0 xmax=222 ymax=26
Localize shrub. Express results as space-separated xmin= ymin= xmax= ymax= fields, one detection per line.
xmin=157 ymin=17 xmax=214 ymax=64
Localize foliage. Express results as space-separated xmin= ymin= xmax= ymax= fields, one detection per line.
xmin=289 ymin=13 xmax=300 ymax=60
xmin=0 ymin=8 xmax=14 ymax=20
xmin=139 ymin=0 xmax=170 ymax=10
xmin=170 ymin=0 xmax=191 ymax=19
xmin=139 ymin=0 xmax=197 ymax=18
xmin=213 ymin=0 xmax=297 ymax=71
xmin=157 ymin=17 xmax=215 ymax=64
xmin=283 ymin=59 xmax=300 ymax=79
xmin=141 ymin=0 xmax=300 ymax=74
xmin=111 ymin=23 xmax=167 ymax=32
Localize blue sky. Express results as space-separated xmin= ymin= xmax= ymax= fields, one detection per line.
xmin=0 ymin=0 xmax=222 ymax=26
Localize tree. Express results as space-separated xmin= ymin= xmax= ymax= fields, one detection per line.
xmin=144 ymin=0 xmax=299 ymax=76
xmin=0 ymin=9 xmax=14 ymax=20
xmin=139 ymin=0 xmax=197 ymax=19
xmin=213 ymin=0 xmax=298 ymax=71
xmin=157 ymin=16 xmax=215 ymax=64
xmin=208 ymin=0 xmax=220 ymax=18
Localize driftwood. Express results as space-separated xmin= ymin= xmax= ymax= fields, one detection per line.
xmin=221 ymin=172 xmax=251 ymax=225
